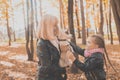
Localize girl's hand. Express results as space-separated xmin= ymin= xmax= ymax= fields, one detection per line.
xmin=69 ymin=52 xmax=78 ymax=63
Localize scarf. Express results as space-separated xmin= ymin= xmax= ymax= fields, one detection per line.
xmin=84 ymin=48 xmax=104 ymax=57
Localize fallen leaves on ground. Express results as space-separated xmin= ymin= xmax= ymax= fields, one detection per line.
xmin=0 ymin=42 xmax=120 ymax=80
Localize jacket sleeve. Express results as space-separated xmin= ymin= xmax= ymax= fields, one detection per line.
xmin=73 ymin=53 xmax=104 ymax=72
xmin=70 ymin=42 xmax=85 ymax=56
xmin=36 ymin=41 xmax=65 ymax=74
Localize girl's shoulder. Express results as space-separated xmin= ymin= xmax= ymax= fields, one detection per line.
xmin=91 ymin=52 xmax=103 ymax=58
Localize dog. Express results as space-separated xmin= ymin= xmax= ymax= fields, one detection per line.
xmin=59 ymin=41 xmax=75 ymax=67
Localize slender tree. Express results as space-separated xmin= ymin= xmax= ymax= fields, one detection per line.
xmin=25 ymin=0 xmax=34 ymax=61
xmin=22 ymin=0 xmax=27 ymax=40
xmin=75 ymin=0 xmax=81 ymax=38
xmin=30 ymin=0 xmax=34 ymax=60
xmin=68 ymin=0 xmax=76 ymax=44
xmin=109 ymin=2 xmax=113 ymax=44
xmin=26 ymin=0 xmax=30 ymax=60
xmin=37 ymin=0 xmax=42 ymax=42
xmin=61 ymin=0 xmax=66 ymax=28
xmin=6 ymin=6 xmax=11 ymax=46
xmin=34 ymin=0 xmax=38 ymax=28
xmin=104 ymin=2 xmax=110 ymax=40
xmin=39 ymin=0 xmax=42 ymax=18
xmin=59 ymin=0 xmax=63 ymax=28
xmin=99 ymin=0 xmax=104 ymax=36
xmin=80 ymin=0 xmax=86 ymax=44
xmin=111 ymin=0 xmax=120 ymax=44
xmin=93 ymin=3 xmax=98 ymax=34
xmin=10 ymin=0 xmax=16 ymax=41
xmin=106 ymin=17 xmax=110 ymax=40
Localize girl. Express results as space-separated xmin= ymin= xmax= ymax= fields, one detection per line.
xmin=36 ymin=14 xmax=74 ymax=80
xmin=70 ymin=35 xmax=107 ymax=80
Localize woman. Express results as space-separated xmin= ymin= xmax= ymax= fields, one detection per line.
xmin=36 ymin=14 xmax=72 ymax=80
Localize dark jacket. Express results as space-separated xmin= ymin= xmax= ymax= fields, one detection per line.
xmin=70 ymin=43 xmax=106 ymax=80
xmin=36 ymin=39 xmax=67 ymax=80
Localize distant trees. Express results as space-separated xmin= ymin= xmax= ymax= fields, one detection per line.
xmin=66 ymin=0 xmax=120 ymax=44
xmin=111 ymin=0 xmax=120 ymax=44
xmin=24 ymin=0 xmax=41 ymax=61
xmin=0 ymin=0 xmax=16 ymax=45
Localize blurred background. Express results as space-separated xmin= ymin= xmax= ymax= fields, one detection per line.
xmin=0 ymin=0 xmax=120 ymax=80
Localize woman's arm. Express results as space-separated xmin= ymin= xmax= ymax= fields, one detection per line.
xmin=73 ymin=53 xmax=104 ymax=72
xmin=70 ymin=42 xmax=85 ymax=56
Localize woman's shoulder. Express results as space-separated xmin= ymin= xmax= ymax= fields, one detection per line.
xmin=37 ymin=39 xmax=48 ymax=47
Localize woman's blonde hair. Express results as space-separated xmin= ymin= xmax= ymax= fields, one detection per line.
xmin=37 ymin=14 xmax=59 ymax=40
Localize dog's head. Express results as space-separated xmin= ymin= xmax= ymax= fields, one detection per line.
xmin=59 ymin=41 xmax=70 ymax=52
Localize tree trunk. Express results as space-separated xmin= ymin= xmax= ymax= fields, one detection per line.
xmin=6 ymin=7 xmax=11 ymax=46
xmin=68 ymin=0 xmax=76 ymax=44
xmin=12 ymin=15 xmax=16 ymax=42
xmin=36 ymin=0 xmax=42 ymax=42
xmin=30 ymin=0 xmax=34 ymax=60
xmin=13 ymin=31 xmax=16 ymax=41
xmin=59 ymin=0 xmax=63 ymax=29
xmin=95 ymin=26 xmax=98 ymax=34
xmin=22 ymin=0 xmax=27 ymax=39
xmin=111 ymin=0 xmax=120 ymax=44
xmin=109 ymin=3 xmax=113 ymax=44
xmin=34 ymin=0 xmax=38 ymax=28
xmin=104 ymin=3 xmax=110 ymax=40
xmin=93 ymin=4 xmax=98 ymax=34
xmin=75 ymin=0 xmax=81 ymax=38
xmin=68 ymin=0 xmax=78 ymax=73
xmin=61 ymin=0 xmax=66 ymax=28
xmin=26 ymin=27 xmax=31 ymax=60
xmin=99 ymin=0 xmax=104 ymax=36
xmin=26 ymin=0 xmax=30 ymax=60
xmin=10 ymin=0 xmax=16 ymax=42
xmin=80 ymin=0 xmax=86 ymax=44
xmin=39 ymin=0 xmax=42 ymax=18
xmin=87 ymin=28 xmax=89 ymax=37
xmin=25 ymin=1 xmax=33 ymax=61
xmin=106 ymin=18 xmax=110 ymax=40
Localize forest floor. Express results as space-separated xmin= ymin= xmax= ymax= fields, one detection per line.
xmin=0 ymin=40 xmax=120 ymax=80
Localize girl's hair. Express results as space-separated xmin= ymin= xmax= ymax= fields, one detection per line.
xmin=91 ymin=35 xmax=105 ymax=48
xmin=91 ymin=35 xmax=117 ymax=73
